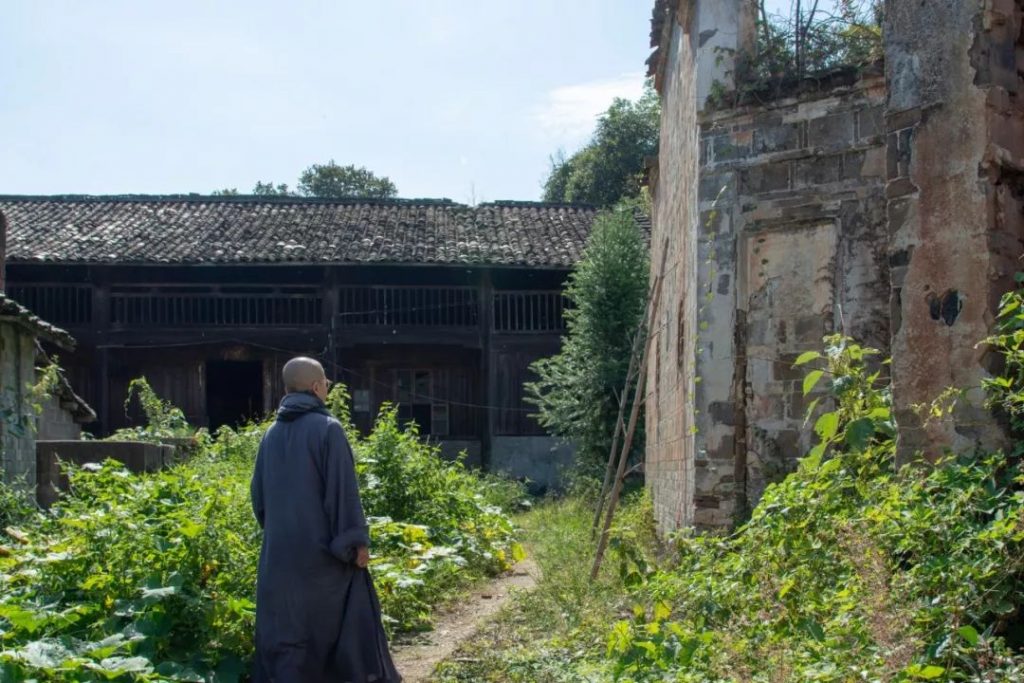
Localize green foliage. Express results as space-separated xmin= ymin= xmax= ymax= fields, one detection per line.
xmin=726 ymin=0 xmax=883 ymax=106
xmin=433 ymin=490 xmax=659 ymax=683
xmin=525 ymin=207 xmax=649 ymax=470
xmin=214 ymin=160 xmax=397 ymax=199
xmin=542 ymin=85 xmax=659 ymax=207
xmin=0 ymin=479 xmax=34 ymax=530
xmin=251 ymin=181 xmax=291 ymax=196
xmin=298 ymin=160 xmax=397 ymax=199
xmin=0 ymin=386 xmax=524 ymax=680
xmin=109 ymin=378 xmax=202 ymax=446
xmin=603 ymin=318 xmax=1024 ymax=680
xmin=983 ymin=285 xmax=1024 ymax=438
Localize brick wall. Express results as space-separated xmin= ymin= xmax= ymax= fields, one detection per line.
xmin=647 ymin=17 xmax=700 ymax=533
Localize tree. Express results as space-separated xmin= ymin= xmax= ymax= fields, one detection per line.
xmin=525 ymin=205 xmax=650 ymax=470
xmin=211 ymin=188 xmax=239 ymax=196
xmin=298 ymin=160 xmax=397 ymax=199
xmin=252 ymin=181 xmax=293 ymax=196
xmin=542 ymin=85 xmax=660 ymax=208
xmin=212 ymin=162 xmax=398 ymax=199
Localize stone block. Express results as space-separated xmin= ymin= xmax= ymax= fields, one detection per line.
xmin=773 ymin=352 xmax=806 ymax=381
xmin=807 ymin=111 xmax=856 ymax=149
xmin=711 ymin=133 xmax=750 ymax=163
xmin=857 ymin=105 xmax=885 ymax=139
xmin=793 ymin=155 xmax=842 ymax=188
xmin=740 ymin=164 xmax=790 ymax=194
xmin=752 ymin=123 xmax=801 ymax=154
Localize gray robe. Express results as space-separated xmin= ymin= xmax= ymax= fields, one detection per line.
xmin=250 ymin=392 xmax=401 ymax=683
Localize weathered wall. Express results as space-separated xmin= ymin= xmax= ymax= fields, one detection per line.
xmin=0 ymin=322 xmax=37 ymax=487
xmin=884 ymin=0 xmax=1024 ymax=461
xmin=698 ymin=72 xmax=891 ymax=520
xmin=647 ymin=0 xmax=890 ymax=531
xmin=490 ymin=436 xmax=574 ymax=493
xmin=647 ymin=0 xmax=1024 ymax=532
xmin=646 ymin=3 xmax=701 ymax=533
xmin=38 ymin=395 xmax=83 ymax=441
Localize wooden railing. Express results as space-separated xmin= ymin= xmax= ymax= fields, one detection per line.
xmin=338 ymin=286 xmax=479 ymax=327
xmin=493 ymin=291 xmax=567 ymax=333
xmin=6 ymin=285 xmax=93 ymax=326
xmin=110 ymin=287 xmax=322 ymax=326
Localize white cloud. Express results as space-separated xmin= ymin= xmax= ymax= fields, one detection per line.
xmin=532 ymin=72 xmax=646 ymax=146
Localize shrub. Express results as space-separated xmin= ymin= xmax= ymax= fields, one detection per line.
xmin=526 ymin=206 xmax=649 ymax=472
xmin=604 ymin=322 xmax=1024 ymax=681
xmin=0 ymin=385 xmax=525 ymax=681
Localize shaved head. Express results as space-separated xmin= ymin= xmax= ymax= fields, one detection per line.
xmin=283 ymin=356 xmax=326 ymax=393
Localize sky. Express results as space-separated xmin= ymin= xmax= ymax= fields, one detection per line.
xmin=0 ymin=1 xmax=660 ymax=204
xmin=0 ymin=1 xmax=808 ymax=204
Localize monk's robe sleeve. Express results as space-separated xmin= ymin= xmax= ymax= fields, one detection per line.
xmin=324 ymin=421 xmax=371 ymax=563
xmin=250 ymin=442 xmax=266 ymax=529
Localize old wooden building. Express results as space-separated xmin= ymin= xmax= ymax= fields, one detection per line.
xmin=1 ymin=195 xmax=598 ymax=482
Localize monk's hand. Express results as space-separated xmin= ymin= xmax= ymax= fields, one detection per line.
xmin=355 ymin=546 xmax=370 ymax=569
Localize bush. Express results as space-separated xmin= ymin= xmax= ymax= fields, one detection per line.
xmin=526 ymin=206 xmax=649 ymax=472
xmin=0 ymin=385 xmax=525 ymax=681
xmin=604 ymin=322 xmax=1024 ymax=681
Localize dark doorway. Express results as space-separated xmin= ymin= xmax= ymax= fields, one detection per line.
xmin=206 ymin=360 xmax=264 ymax=430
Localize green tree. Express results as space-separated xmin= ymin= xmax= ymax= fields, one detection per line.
xmin=211 ymin=188 xmax=239 ymax=196
xmin=525 ymin=206 xmax=650 ymax=469
xmin=298 ymin=160 xmax=397 ymax=199
xmin=542 ymin=85 xmax=660 ymax=208
xmin=251 ymin=181 xmax=293 ymax=196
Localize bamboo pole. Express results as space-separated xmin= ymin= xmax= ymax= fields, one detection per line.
xmin=591 ymin=243 xmax=671 ymax=538
xmin=590 ymin=274 xmax=664 ymax=581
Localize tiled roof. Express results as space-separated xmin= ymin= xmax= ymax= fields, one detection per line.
xmin=0 ymin=293 xmax=76 ymax=349
xmin=0 ymin=195 xmax=602 ymax=268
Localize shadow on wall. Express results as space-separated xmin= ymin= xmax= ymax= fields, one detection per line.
xmin=490 ymin=436 xmax=576 ymax=495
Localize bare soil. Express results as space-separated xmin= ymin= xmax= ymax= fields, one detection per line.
xmin=391 ymin=558 xmax=540 ymax=682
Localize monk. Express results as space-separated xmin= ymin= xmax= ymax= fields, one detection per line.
xmin=250 ymin=356 xmax=401 ymax=683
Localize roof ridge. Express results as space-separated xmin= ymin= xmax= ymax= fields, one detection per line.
xmin=479 ymin=200 xmax=597 ymax=210
xmin=0 ymin=194 xmax=464 ymax=207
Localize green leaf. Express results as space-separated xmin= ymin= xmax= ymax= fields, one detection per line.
xmin=814 ymin=412 xmax=839 ymax=441
xmin=914 ymin=665 xmax=946 ymax=680
xmin=845 ymin=417 xmax=875 ymax=450
xmin=802 ymin=370 xmax=824 ymax=397
xmin=957 ymin=625 xmax=980 ymax=646
xmin=793 ymin=351 xmax=822 ymax=367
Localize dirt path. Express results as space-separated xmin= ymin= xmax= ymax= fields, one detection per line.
xmin=391 ymin=558 xmax=540 ymax=682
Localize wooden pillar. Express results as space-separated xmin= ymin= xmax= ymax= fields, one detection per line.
xmin=479 ymin=270 xmax=495 ymax=470
xmin=322 ymin=267 xmax=340 ymax=378
xmin=91 ymin=271 xmax=112 ymax=434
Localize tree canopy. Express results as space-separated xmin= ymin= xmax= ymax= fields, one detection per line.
xmin=525 ymin=206 xmax=650 ymax=468
xmin=541 ymin=85 xmax=660 ymax=208
xmin=213 ymin=161 xmax=397 ymax=199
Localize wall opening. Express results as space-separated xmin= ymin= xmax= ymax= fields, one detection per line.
xmin=206 ymin=360 xmax=264 ymax=430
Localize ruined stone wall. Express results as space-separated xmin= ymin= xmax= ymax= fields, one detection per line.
xmin=694 ymin=74 xmax=891 ymax=523
xmin=885 ymin=0 xmax=1024 ymax=461
xmin=646 ymin=0 xmax=891 ymax=531
xmin=647 ymin=0 xmax=1024 ymax=532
